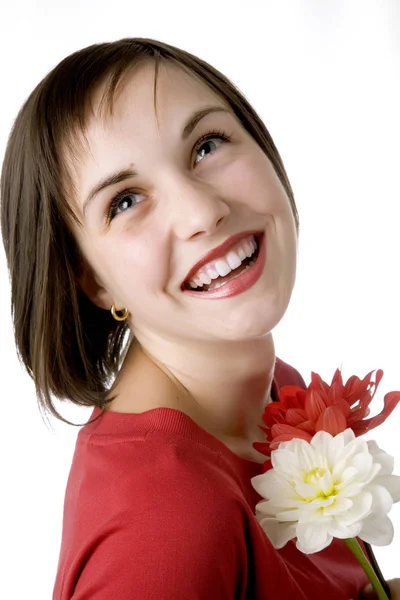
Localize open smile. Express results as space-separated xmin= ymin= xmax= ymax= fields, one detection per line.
xmin=182 ymin=233 xmax=266 ymax=300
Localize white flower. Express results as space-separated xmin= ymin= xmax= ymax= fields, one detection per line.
xmin=251 ymin=428 xmax=400 ymax=554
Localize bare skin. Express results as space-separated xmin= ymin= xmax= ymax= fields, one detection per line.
xmin=106 ymin=336 xmax=271 ymax=462
xmin=71 ymin=62 xmax=298 ymax=462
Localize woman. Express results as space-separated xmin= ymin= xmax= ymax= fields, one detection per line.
xmin=1 ymin=38 xmax=398 ymax=599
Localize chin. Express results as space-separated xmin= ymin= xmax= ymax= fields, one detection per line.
xmin=216 ymin=295 xmax=289 ymax=341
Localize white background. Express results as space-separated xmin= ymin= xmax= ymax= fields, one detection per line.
xmin=0 ymin=1 xmax=399 ymax=598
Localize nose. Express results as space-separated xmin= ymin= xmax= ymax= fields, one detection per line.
xmin=162 ymin=172 xmax=231 ymax=240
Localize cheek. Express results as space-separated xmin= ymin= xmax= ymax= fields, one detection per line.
xmin=223 ymin=153 xmax=288 ymax=213
xmin=114 ymin=236 xmax=169 ymax=293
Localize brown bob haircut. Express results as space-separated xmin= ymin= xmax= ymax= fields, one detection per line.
xmin=0 ymin=38 xmax=299 ymax=427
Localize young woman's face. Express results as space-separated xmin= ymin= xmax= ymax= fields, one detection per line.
xmin=71 ymin=62 xmax=298 ymax=345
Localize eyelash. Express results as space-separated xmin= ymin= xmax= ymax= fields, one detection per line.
xmin=105 ymin=129 xmax=232 ymax=222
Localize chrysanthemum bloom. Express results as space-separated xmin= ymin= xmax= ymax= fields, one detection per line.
xmin=254 ymin=369 xmax=400 ymax=470
xmin=251 ymin=429 xmax=400 ymax=554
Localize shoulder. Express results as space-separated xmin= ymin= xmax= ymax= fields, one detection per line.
xmin=117 ymin=439 xmax=246 ymax=553
xmin=116 ymin=432 xmax=247 ymax=520
xmin=61 ymin=436 xmax=248 ymax=598
xmin=75 ymin=427 xmax=248 ymax=535
xmin=275 ymin=356 xmax=307 ymax=389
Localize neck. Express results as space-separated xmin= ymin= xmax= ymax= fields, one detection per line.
xmin=108 ymin=334 xmax=275 ymax=452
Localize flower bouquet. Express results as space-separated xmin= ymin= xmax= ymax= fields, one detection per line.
xmin=251 ymin=368 xmax=400 ymax=600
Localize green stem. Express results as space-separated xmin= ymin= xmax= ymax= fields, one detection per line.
xmin=344 ymin=538 xmax=389 ymax=600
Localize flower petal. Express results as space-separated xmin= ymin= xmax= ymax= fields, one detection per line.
xmin=352 ymin=391 xmax=400 ymax=435
xmin=276 ymin=508 xmax=306 ymax=521
xmin=365 ymin=483 xmax=393 ymax=515
xmin=251 ymin=472 xmax=275 ymax=498
xmin=285 ymin=408 xmax=308 ymax=426
xmin=330 ymin=368 xmax=344 ymax=390
xmin=319 ymin=471 xmax=334 ymax=496
xmin=297 ymin=439 xmax=320 ymax=472
xmin=296 ymin=420 xmax=317 ymax=434
xmin=373 ymin=475 xmax=400 ymax=503
xmin=328 ymin=521 xmax=362 ymax=539
xmin=252 ymin=440 xmax=271 ymax=458
xmin=367 ymin=440 xmax=395 ymax=475
xmin=315 ymin=405 xmax=348 ymax=435
xmin=311 ymin=371 xmax=331 ymax=396
xmin=255 ymin=499 xmax=275 ymax=519
xmin=334 ymin=435 xmax=367 ymax=468
xmin=296 ymin=521 xmax=332 ymax=554
xmin=335 ymin=465 xmax=358 ymax=487
xmin=305 ymin=390 xmax=327 ymax=421
xmin=322 ymin=497 xmax=353 ymax=516
xmin=359 ymin=515 xmax=394 ymax=546
xmin=346 ymin=369 xmax=383 ymax=415
xmin=271 ymin=424 xmax=313 ymax=445
xmin=347 ymin=451 xmax=374 ymax=482
xmin=327 ymin=379 xmax=344 ymax=407
xmin=334 ymin=491 xmax=373 ymax=528
xmin=311 ymin=429 xmax=353 ymax=467
xmin=258 ymin=517 xmax=297 ymax=549
xmin=271 ymin=447 xmax=302 ymax=476
xmin=294 ymin=482 xmax=317 ymax=500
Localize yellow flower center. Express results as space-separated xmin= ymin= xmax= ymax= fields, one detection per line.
xmin=304 ymin=467 xmax=327 ymax=485
xmin=303 ymin=467 xmax=336 ymax=500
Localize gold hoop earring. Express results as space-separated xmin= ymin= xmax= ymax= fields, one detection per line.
xmin=110 ymin=304 xmax=130 ymax=321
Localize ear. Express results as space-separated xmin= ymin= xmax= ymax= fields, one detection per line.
xmin=76 ymin=261 xmax=114 ymax=312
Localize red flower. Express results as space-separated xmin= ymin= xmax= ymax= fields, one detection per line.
xmin=254 ymin=368 xmax=400 ymax=471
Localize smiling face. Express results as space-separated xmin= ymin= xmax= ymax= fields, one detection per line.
xmin=69 ymin=61 xmax=298 ymax=349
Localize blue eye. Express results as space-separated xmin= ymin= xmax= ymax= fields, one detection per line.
xmin=106 ymin=191 xmax=145 ymax=221
xmin=194 ymin=130 xmax=231 ymax=165
xmin=105 ymin=129 xmax=231 ymax=222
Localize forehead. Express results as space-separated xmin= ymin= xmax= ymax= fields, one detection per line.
xmin=87 ymin=62 xmax=226 ymax=139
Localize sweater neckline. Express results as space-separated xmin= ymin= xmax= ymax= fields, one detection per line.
xmin=82 ymin=373 xmax=279 ymax=471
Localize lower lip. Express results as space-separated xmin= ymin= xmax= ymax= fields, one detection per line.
xmin=182 ymin=233 xmax=266 ymax=300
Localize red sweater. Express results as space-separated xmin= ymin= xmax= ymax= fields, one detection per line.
xmin=53 ymin=357 xmax=369 ymax=599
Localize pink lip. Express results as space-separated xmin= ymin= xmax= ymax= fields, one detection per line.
xmin=182 ymin=230 xmax=263 ymax=287
xmin=182 ymin=232 xmax=266 ymax=299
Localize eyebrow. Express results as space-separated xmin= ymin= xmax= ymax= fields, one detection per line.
xmin=82 ymin=105 xmax=230 ymax=217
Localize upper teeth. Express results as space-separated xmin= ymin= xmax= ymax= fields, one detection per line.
xmin=187 ymin=235 xmax=258 ymax=289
